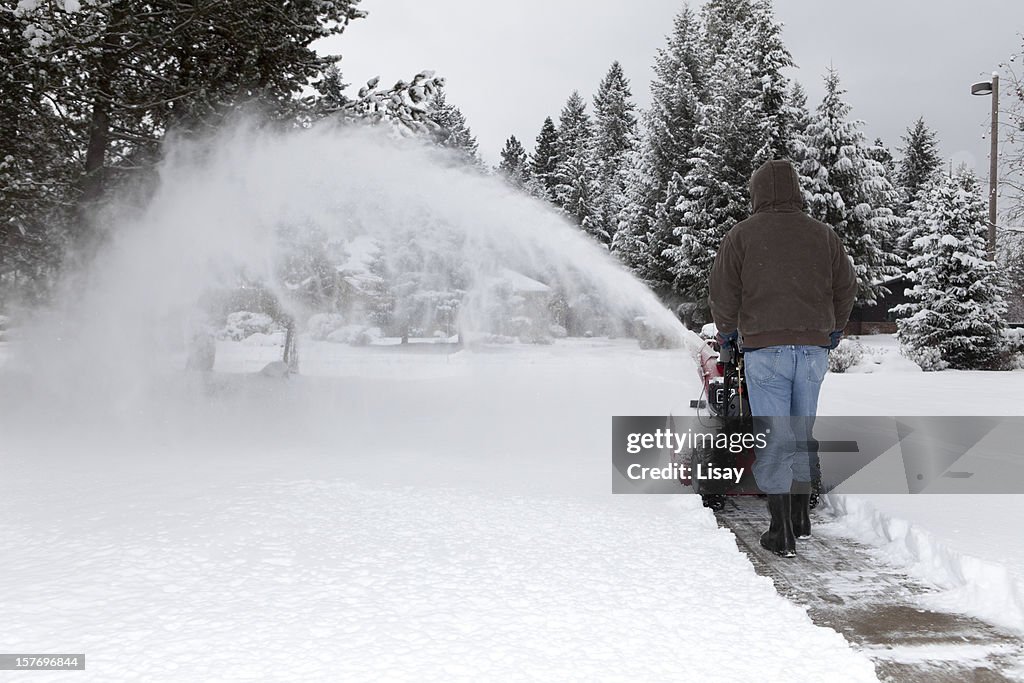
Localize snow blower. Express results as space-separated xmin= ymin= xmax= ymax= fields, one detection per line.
xmin=671 ymin=327 xmax=820 ymax=511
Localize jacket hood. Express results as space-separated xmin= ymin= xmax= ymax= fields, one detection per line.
xmin=750 ymin=160 xmax=804 ymax=213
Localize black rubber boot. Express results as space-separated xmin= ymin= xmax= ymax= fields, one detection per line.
xmin=760 ymin=494 xmax=797 ymax=557
xmin=791 ymin=493 xmax=811 ymax=539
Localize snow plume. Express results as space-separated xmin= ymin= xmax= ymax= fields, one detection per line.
xmin=12 ymin=120 xmax=693 ymax=411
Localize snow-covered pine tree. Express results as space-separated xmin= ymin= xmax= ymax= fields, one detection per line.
xmin=868 ymin=138 xmax=896 ymax=178
xmin=498 ymin=136 xmax=531 ymax=189
xmin=592 ymin=62 xmax=639 ymax=248
xmin=896 ymin=117 xmax=943 ymax=213
xmin=0 ymin=8 xmax=75 ymax=301
xmin=530 ymin=117 xmax=560 ymax=202
xmin=895 ymin=169 xmax=1010 ymax=370
xmin=792 ymin=68 xmax=901 ymax=305
xmin=552 ymin=91 xmax=600 ymax=236
xmin=11 ymin=0 xmax=366 ymax=220
xmin=429 ymin=89 xmax=481 ymax=166
xmin=866 ymin=137 xmax=902 ymax=259
xmin=700 ymin=0 xmax=793 ymax=159
xmin=786 ymin=81 xmax=812 ymax=144
xmin=664 ymin=38 xmax=769 ymax=310
xmin=609 ymin=148 xmax=655 ymax=272
xmin=614 ymin=5 xmax=704 ymax=290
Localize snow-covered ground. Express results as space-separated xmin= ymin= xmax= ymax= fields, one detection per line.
xmin=0 ymin=338 xmax=879 ymax=682
xmin=1 ymin=333 xmax=1022 ymax=681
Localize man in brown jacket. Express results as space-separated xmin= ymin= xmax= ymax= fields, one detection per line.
xmin=709 ymin=159 xmax=858 ymax=558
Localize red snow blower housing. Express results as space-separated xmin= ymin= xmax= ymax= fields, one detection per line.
xmin=673 ymin=329 xmax=759 ymax=511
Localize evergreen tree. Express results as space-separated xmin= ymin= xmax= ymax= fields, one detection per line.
xmin=867 ymin=137 xmax=901 ymax=259
xmin=664 ymin=38 xmax=769 ymax=308
xmin=429 ymin=89 xmax=481 ymax=165
xmin=700 ymin=0 xmax=793 ymax=159
xmin=748 ymin=0 xmax=795 ymax=159
xmin=614 ymin=5 xmax=704 ymax=290
xmin=592 ymin=62 xmax=639 ymax=247
xmin=553 ymin=92 xmax=600 ymax=235
xmin=895 ymin=170 xmax=1010 ymax=370
xmin=10 ymin=0 xmax=366 ymax=225
xmin=792 ymin=68 xmax=901 ymax=305
xmin=498 ymin=135 xmax=531 ymax=188
xmin=786 ymin=81 xmax=812 ymax=144
xmin=868 ymin=138 xmax=896 ymax=177
xmin=0 ymin=9 xmax=76 ymax=301
xmin=530 ymin=117 xmax=560 ymax=202
xmin=896 ymin=117 xmax=943 ymax=211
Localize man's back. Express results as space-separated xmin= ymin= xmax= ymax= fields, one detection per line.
xmin=709 ymin=160 xmax=857 ymax=349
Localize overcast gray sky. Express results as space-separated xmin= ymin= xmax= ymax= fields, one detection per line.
xmin=318 ymin=0 xmax=1024 ymax=172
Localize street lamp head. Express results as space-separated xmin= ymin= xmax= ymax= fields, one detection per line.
xmin=972 ymin=80 xmax=994 ymax=96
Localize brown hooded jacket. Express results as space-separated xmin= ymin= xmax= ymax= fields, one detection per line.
xmin=708 ymin=159 xmax=858 ymax=349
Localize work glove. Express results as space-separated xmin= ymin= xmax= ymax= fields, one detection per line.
xmin=715 ymin=329 xmax=739 ymax=348
xmin=827 ymin=330 xmax=843 ymax=350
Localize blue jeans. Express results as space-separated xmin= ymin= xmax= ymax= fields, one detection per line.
xmin=743 ymin=345 xmax=829 ymax=494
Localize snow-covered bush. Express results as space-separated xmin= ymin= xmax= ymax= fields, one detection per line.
xmin=828 ymin=338 xmax=865 ymax=373
xmin=307 ymin=313 xmax=345 ymax=341
xmin=325 ymin=324 xmax=382 ymax=346
xmin=326 ymin=325 xmax=363 ymax=344
xmin=549 ymin=324 xmax=568 ymax=339
xmin=506 ymin=316 xmax=552 ymax=344
xmin=220 ymin=311 xmax=279 ymax=341
xmin=351 ymin=326 xmax=382 ymax=346
xmin=900 ymin=344 xmax=948 ymax=372
xmin=999 ymin=328 xmax=1024 ymax=369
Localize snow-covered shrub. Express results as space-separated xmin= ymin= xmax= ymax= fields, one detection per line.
xmin=549 ymin=324 xmax=568 ymax=339
xmin=828 ymin=339 xmax=865 ymax=373
xmin=505 ymin=316 xmax=552 ymax=344
xmin=900 ymin=344 xmax=947 ymax=372
xmin=220 ymin=311 xmax=278 ymax=341
xmin=325 ymin=324 xmax=382 ymax=346
xmin=307 ymin=313 xmax=345 ymax=341
xmin=351 ymin=326 xmax=382 ymax=346
xmin=998 ymin=328 xmax=1024 ymax=369
xmin=326 ymin=325 xmax=361 ymax=344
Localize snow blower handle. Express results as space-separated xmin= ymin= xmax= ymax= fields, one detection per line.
xmin=715 ymin=330 xmax=739 ymax=364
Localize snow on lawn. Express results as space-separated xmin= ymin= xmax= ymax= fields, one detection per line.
xmin=0 ymin=339 xmax=879 ymax=682
xmin=819 ymin=334 xmax=1024 ymax=635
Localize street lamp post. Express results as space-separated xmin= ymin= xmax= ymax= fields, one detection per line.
xmin=971 ymin=73 xmax=999 ymax=260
